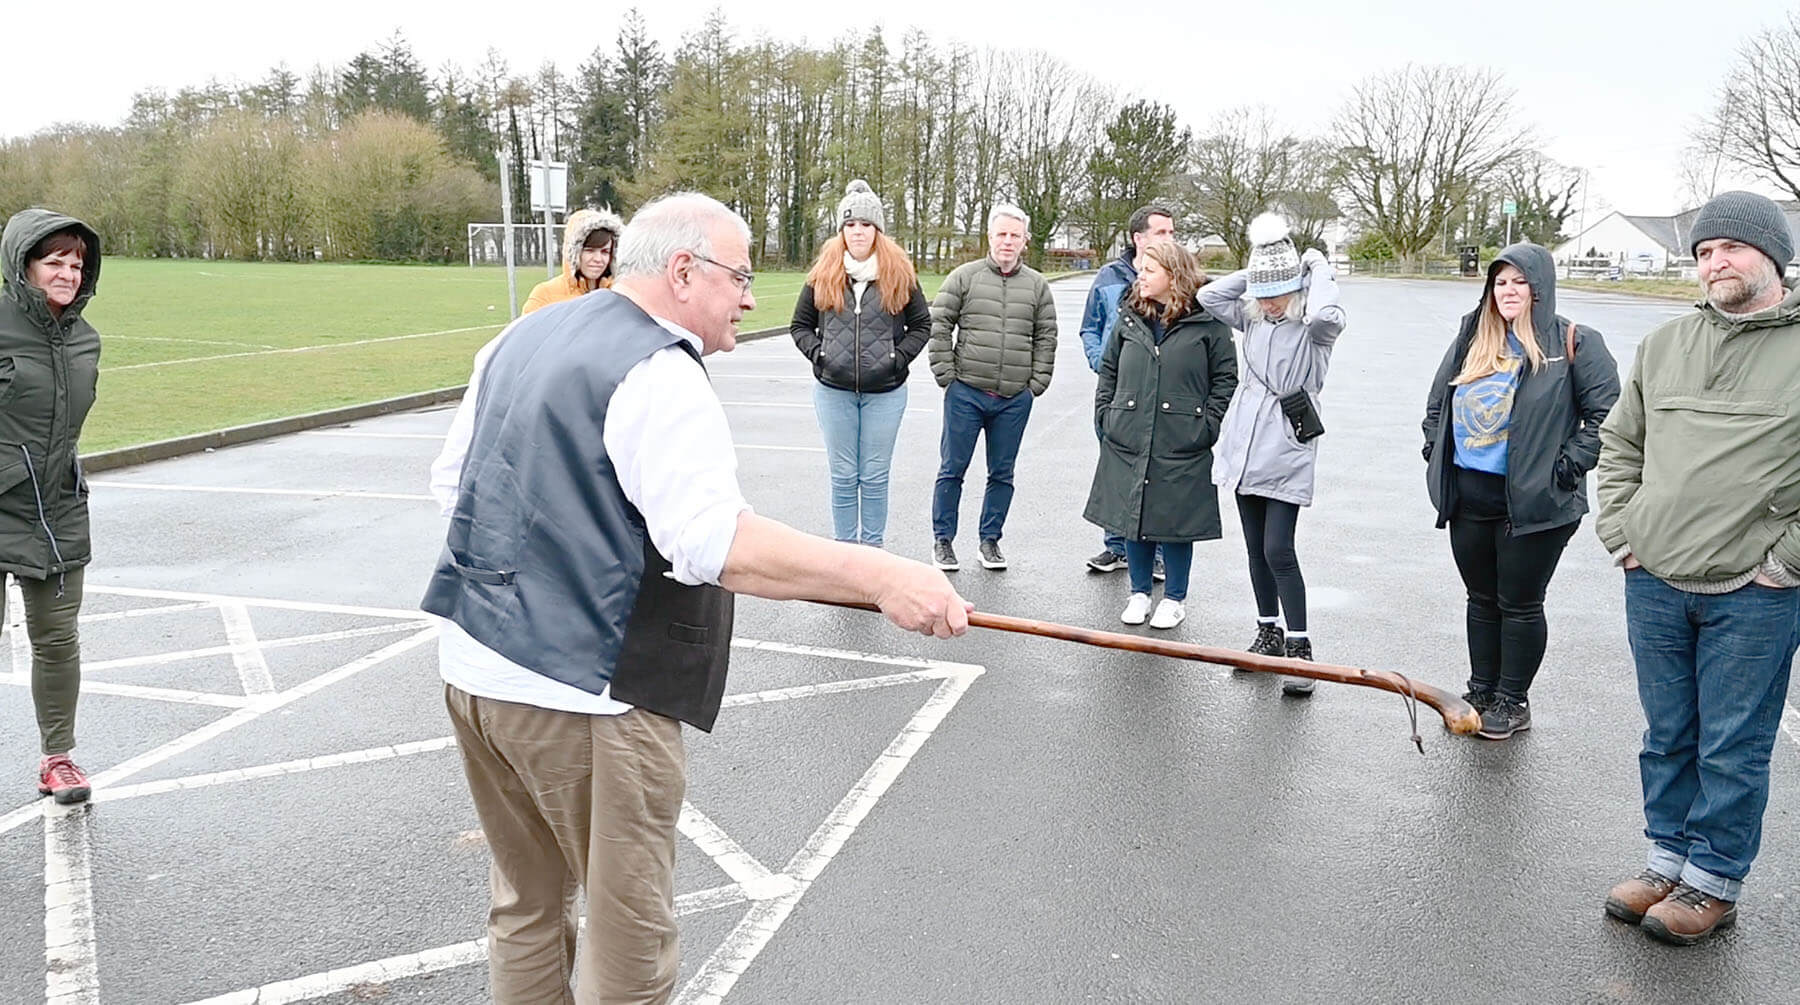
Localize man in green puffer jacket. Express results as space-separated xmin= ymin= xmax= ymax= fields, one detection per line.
xmin=1595 ymin=190 xmax=1800 ymax=947
xmin=926 ymin=204 xmax=1057 ymax=572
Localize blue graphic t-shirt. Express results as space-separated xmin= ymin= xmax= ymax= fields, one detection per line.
xmin=1451 ymin=331 xmax=1524 ymax=475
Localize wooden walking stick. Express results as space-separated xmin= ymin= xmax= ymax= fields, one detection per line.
xmin=813 ymin=602 xmax=1482 ymax=750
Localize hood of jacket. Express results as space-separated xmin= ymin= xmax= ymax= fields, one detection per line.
xmin=2 ymin=209 xmax=101 ymax=329
xmin=1477 ymin=242 xmax=1557 ymax=344
xmin=561 ymin=207 xmax=624 ymax=287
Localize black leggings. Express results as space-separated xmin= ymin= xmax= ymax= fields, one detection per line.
xmin=1235 ymin=493 xmax=1306 ymax=633
xmin=1448 ymin=512 xmax=1577 ymax=703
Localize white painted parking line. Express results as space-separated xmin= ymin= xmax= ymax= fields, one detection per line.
xmin=220 ymin=603 xmax=275 ymax=696
xmin=79 ymin=601 xmax=217 ymax=624
xmin=678 ymin=667 xmax=982 ymax=1004
xmin=0 ymin=679 xmax=250 ymax=709
xmin=44 ymin=803 xmax=100 ymax=1005
xmin=87 ymin=585 xmax=427 ymax=622
xmin=88 ymin=481 xmax=435 ymax=502
xmin=680 ymin=802 xmax=783 ymax=893
xmin=0 ymin=628 xmax=437 ymax=839
xmin=84 ymin=622 xmax=433 ymax=674
xmin=101 ymin=324 xmax=504 ymax=373
xmin=96 ymin=736 xmax=460 ymax=804
xmin=127 ymin=641 xmax=979 ymax=1004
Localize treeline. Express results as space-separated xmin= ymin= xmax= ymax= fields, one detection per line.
xmin=17 ymin=8 xmax=1784 ymax=267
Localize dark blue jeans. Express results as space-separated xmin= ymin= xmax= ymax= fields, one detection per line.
xmin=1125 ymin=540 xmax=1192 ymax=600
xmin=1626 ymin=569 xmax=1800 ymax=900
xmin=932 ymin=381 xmax=1033 ymax=542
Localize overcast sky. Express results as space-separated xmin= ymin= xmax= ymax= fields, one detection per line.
xmin=5 ymin=0 xmax=1792 ymax=217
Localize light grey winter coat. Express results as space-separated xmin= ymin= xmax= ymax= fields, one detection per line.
xmin=1201 ymin=259 xmax=1345 ymax=506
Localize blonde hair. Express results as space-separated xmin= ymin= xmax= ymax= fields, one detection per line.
xmin=1454 ymin=272 xmax=1546 ymax=384
xmin=1125 ymin=240 xmax=1208 ymax=324
xmin=804 ymin=231 xmax=918 ymax=315
xmin=1244 ymin=290 xmax=1306 ymax=324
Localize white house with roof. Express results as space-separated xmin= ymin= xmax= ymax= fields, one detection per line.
xmin=1555 ymin=201 xmax=1800 ymax=275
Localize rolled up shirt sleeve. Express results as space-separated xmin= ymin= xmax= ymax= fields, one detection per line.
xmin=604 ymin=342 xmax=752 ymax=586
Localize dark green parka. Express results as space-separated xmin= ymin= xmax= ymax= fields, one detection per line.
xmin=0 ymin=209 xmax=102 ymax=579
xmin=1085 ymin=299 xmax=1238 ymax=542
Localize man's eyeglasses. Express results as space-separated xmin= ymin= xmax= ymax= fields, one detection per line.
xmin=693 ymin=254 xmax=755 ymax=292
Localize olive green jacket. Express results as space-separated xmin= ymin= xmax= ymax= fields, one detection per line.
xmin=0 ymin=209 xmax=102 ymax=579
xmin=1595 ymin=280 xmax=1800 ymax=588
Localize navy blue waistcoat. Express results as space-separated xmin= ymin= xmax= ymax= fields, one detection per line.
xmin=421 ymin=291 xmax=734 ymax=730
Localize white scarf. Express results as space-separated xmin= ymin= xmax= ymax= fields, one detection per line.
xmin=844 ymin=250 xmax=879 ymax=307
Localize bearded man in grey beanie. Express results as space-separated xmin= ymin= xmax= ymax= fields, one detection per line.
xmin=1595 ymin=189 xmax=1800 ymax=946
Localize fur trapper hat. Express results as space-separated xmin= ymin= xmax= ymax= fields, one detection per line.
xmin=562 ymin=206 xmax=624 ymax=280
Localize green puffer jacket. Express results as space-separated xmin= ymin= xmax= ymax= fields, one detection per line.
xmin=0 ymin=209 xmax=102 ymax=579
xmin=927 ymin=257 xmax=1057 ymax=398
xmin=1595 ymin=280 xmax=1800 ymax=586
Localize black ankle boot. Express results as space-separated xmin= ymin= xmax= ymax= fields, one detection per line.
xmin=1247 ymin=623 xmax=1285 ymax=657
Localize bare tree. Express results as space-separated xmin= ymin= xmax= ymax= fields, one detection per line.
xmin=1704 ymin=13 xmax=1800 ymax=201
xmin=1333 ymin=65 xmax=1526 ymax=263
xmin=1007 ymin=53 xmax=1110 ymax=267
xmin=1186 ymin=107 xmax=1319 ymax=263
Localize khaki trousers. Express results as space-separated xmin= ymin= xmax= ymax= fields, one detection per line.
xmin=446 ymin=684 xmax=686 ymax=1004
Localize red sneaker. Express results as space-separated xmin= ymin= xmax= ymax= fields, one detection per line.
xmin=38 ymin=754 xmax=91 ymax=805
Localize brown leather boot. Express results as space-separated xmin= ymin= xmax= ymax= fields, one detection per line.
xmin=1604 ymin=869 xmax=1679 ymax=924
xmin=1641 ymin=883 xmax=1737 ymax=945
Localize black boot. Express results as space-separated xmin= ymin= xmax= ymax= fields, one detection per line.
xmin=1282 ymin=637 xmax=1315 ymax=696
xmin=1462 ymin=688 xmax=1498 ymax=714
xmin=1247 ymin=623 xmax=1285 ymax=656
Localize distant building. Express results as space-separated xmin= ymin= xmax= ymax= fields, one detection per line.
xmin=1554 ymin=201 xmax=1800 ymax=276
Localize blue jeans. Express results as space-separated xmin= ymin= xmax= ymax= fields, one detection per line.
xmin=813 ymin=383 xmax=909 ymax=546
xmin=932 ymin=381 xmax=1033 ymax=543
xmin=1626 ymin=569 xmax=1800 ymax=900
xmin=1125 ymin=541 xmax=1192 ymax=600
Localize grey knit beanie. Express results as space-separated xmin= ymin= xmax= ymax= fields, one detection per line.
xmin=1689 ymin=190 xmax=1794 ymax=272
xmin=837 ymin=179 xmax=886 ymax=232
xmin=1245 ymin=213 xmax=1303 ymax=298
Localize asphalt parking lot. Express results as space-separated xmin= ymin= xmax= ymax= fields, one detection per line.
xmin=2 ymin=274 xmax=1797 ymax=1004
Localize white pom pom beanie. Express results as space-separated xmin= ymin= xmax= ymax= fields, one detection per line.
xmin=1245 ymin=212 xmax=1303 ymax=298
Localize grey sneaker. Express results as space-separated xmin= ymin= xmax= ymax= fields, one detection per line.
xmin=1087 ymin=549 xmax=1127 ymax=573
xmin=1152 ymin=553 xmax=1166 ymax=582
xmin=978 ymin=539 xmax=1007 ymax=570
xmin=933 ymin=539 xmax=959 ymax=571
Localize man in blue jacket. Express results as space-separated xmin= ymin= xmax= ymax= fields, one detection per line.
xmin=1080 ymin=204 xmax=1175 ymax=573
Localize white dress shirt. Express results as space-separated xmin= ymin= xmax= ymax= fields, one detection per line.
xmin=430 ymin=307 xmax=751 ymax=715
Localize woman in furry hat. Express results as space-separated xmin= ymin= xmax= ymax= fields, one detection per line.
xmin=789 ymin=180 xmax=932 ymax=547
xmin=1200 ymin=212 xmax=1346 ymax=695
xmin=521 ymin=206 xmax=623 ymax=314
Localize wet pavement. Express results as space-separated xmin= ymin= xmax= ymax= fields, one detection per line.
xmin=2 ymin=275 xmax=1797 ymax=1003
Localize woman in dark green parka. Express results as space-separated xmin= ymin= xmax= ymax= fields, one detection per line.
xmin=1085 ymin=240 xmax=1238 ymax=629
xmin=0 ymin=208 xmax=103 ymax=804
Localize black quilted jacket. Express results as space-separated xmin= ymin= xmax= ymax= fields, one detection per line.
xmin=789 ymin=281 xmax=931 ymax=393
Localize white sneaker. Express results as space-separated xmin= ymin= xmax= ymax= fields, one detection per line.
xmin=1121 ymin=593 xmax=1152 ymax=625
xmin=1149 ymin=598 xmax=1186 ymax=629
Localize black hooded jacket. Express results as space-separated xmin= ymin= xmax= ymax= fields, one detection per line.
xmin=1422 ymin=243 xmax=1622 ymax=534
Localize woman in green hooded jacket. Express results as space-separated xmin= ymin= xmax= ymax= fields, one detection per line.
xmin=0 ymin=208 xmax=103 ymax=804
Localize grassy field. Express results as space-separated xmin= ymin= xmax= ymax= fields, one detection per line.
xmin=76 ymin=260 xmax=945 ymax=452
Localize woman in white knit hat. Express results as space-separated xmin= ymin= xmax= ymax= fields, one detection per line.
xmin=1199 ymin=213 xmax=1346 ymax=695
xmin=789 ymin=180 xmax=932 ymax=547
